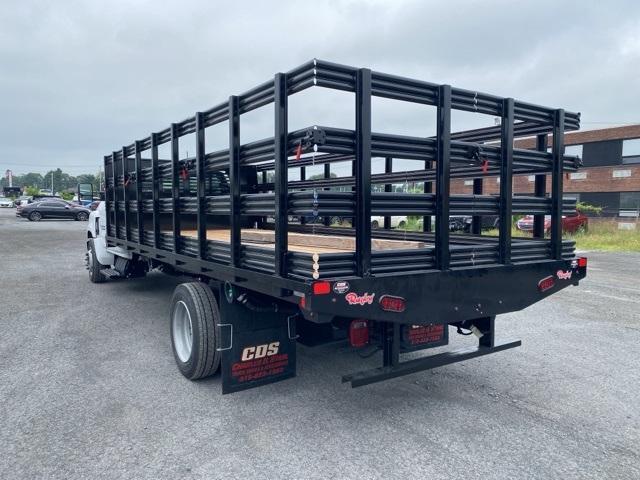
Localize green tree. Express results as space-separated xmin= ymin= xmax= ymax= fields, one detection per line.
xmin=20 ymin=172 xmax=44 ymax=189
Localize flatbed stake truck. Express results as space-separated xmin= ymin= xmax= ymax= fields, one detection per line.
xmin=85 ymin=59 xmax=587 ymax=393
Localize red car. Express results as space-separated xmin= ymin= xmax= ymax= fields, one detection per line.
xmin=516 ymin=211 xmax=588 ymax=234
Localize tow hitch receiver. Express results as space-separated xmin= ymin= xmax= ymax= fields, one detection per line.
xmin=342 ymin=317 xmax=521 ymax=388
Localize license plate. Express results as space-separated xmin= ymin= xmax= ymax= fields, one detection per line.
xmin=401 ymin=324 xmax=448 ymax=351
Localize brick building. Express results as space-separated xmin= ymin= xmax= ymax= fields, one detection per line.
xmin=451 ymin=124 xmax=640 ymax=217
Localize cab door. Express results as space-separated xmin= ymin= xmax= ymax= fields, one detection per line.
xmin=77 ymin=183 xmax=94 ymax=206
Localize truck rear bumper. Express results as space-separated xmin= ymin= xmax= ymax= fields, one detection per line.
xmin=302 ymin=258 xmax=587 ymax=325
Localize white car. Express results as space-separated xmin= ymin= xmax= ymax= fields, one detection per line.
xmin=0 ymin=197 xmax=15 ymax=208
xmin=371 ymin=216 xmax=407 ymax=229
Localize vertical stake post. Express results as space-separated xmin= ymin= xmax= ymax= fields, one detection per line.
xmin=435 ymin=85 xmax=451 ymax=270
xmin=498 ymin=98 xmax=514 ymax=264
xmin=122 ymin=146 xmax=130 ymax=242
xmin=384 ymin=157 xmax=392 ymax=230
xmin=111 ymin=151 xmax=119 ymax=239
xmin=274 ymin=73 xmax=289 ymax=277
xmin=150 ymin=133 xmax=160 ymax=248
xmin=472 ymin=178 xmax=483 ymax=235
xmin=355 ymin=68 xmax=372 ymax=277
xmin=551 ymin=109 xmax=565 ymax=260
xmin=533 ymin=134 xmax=548 ymax=239
xmin=195 ymin=112 xmax=207 ymax=259
xmin=229 ymin=97 xmax=241 ymax=268
xmin=134 ymin=140 xmax=143 ymax=244
xmin=170 ymin=123 xmax=180 ymax=253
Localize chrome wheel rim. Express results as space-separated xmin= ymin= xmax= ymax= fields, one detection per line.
xmin=87 ymin=247 xmax=94 ymax=273
xmin=172 ymin=301 xmax=193 ymax=363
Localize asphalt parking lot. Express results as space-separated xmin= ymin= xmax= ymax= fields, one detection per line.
xmin=1 ymin=206 xmax=639 ymax=479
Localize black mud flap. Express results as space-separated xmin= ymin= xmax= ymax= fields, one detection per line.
xmin=218 ymin=297 xmax=297 ymax=394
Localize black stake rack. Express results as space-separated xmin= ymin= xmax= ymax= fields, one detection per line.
xmin=104 ymin=59 xmax=580 ymax=297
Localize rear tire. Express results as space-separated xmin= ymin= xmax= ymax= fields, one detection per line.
xmin=88 ymin=238 xmax=106 ymax=283
xmin=170 ymin=282 xmax=221 ymax=380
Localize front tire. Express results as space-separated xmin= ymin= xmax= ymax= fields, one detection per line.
xmin=29 ymin=211 xmax=42 ymax=222
xmin=87 ymin=238 xmax=106 ymax=283
xmin=170 ymin=282 xmax=221 ymax=380
xmin=76 ymin=211 xmax=89 ymax=221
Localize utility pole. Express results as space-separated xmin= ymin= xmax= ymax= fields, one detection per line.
xmin=51 ymin=171 xmax=54 ymax=194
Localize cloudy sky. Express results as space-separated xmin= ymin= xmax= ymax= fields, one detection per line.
xmin=1 ymin=0 xmax=639 ymax=176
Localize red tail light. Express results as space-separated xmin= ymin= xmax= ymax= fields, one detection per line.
xmin=578 ymin=257 xmax=587 ymax=268
xmin=538 ymin=275 xmax=555 ymax=292
xmin=349 ymin=319 xmax=369 ymax=347
xmin=312 ymin=281 xmax=331 ymax=295
xmin=379 ymin=295 xmax=406 ymax=312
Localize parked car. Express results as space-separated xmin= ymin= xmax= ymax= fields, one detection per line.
xmin=448 ymin=216 xmax=468 ymax=232
xmin=89 ymin=200 xmax=101 ymax=211
xmin=14 ymin=195 xmax=33 ymax=206
xmin=0 ymin=196 xmax=15 ymax=208
xmin=462 ymin=215 xmax=500 ymax=232
xmin=17 ymin=199 xmax=90 ymax=221
xmin=371 ymin=216 xmax=407 ymax=229
xmin=516 ymin=211 xmax=588 ymax=234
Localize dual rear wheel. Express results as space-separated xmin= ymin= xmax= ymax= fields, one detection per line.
xmin=170 ymin=283 xmax=222 ymax=380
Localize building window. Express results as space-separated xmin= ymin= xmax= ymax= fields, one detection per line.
xmin=612 ymin=169 xmax=632 ymax=178
xmin=565 ymin=144 xmax=583 ymax=157
xmin=622 ymin=139 xmax=640 ymax=164
xmin=569 ymin=172 xmax=587 ymax=180
xmin=620 ymin=192 xmax=640 ymax=217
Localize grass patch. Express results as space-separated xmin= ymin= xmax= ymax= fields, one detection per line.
xmin=566 ymin=220 xmax=640 ymax=252
xmin=487 ymin=220 xmax=640 ymax=252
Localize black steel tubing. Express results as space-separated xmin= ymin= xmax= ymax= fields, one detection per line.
xmin=195 ymin=112 xmax=207 ymax=259
xmin=499 ymin=98 xmax=514 ymax=264
xmin=551 ymin=110 xmax=565 ymax=259
xmin=274 ymin=73 xmax=289 ymax=278
xmin=533 ymin=134 xmax=548 ymax=239
xmin=355 ymin=68 xmax=372 ymax=277
xmin=170 ymin=123 xmax=180 ymax=252
xmin=435 ymin=85 xmax=451 ymax=270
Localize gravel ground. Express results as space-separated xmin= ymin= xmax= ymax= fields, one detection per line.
xmin=0 ymin=206 xmax=638 ymax=479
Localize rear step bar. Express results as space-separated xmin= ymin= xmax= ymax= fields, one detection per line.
xmin=342 ymin=339 xmax=521 ymax=388
xmin=342 ymin=316 xmax=520 ymax=387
